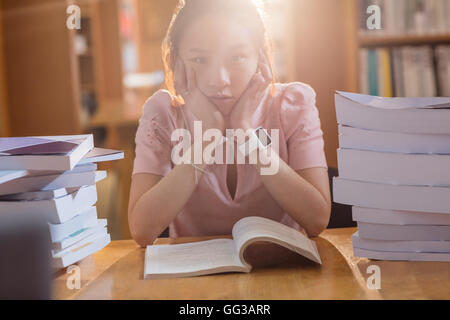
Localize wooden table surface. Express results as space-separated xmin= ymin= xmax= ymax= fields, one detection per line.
xmin=52 ymin=227 xmax=450 ymax=300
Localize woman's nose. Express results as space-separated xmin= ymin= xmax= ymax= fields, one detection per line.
xmin=207 ymin=65 xmax=231 ymax=91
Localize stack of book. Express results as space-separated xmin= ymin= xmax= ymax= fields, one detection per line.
xmin=333 ymin=91 xmax=450 ymax=262
xmin=0 ymin=135 xmax=124 ymax=269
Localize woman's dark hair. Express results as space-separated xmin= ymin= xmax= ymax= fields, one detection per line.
xmin=161 ymin=0 xmax=276 ymax=105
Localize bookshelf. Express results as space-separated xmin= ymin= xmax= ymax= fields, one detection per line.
xmin=0 ymin=0 xmax=123 ymax=137
xmin=359 ymin=34 xmax=450 ymax=47
xmin=353 ymin=0 xmax=450 ymax=97
xmin=76 ymin=7 xmax=98 ymax=128
xmin=0 ymin=7 xmax=8 ymax=137
xmin=1 ymin=0 xmax=82 ymax=137
xmin=0 ymin=0 xmax=126 ymax=241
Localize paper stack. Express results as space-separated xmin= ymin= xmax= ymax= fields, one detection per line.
xmin=332 ymin=91 xmax=450 ymax=262
xmin=0 ymin=135 xmax=124 ymax=269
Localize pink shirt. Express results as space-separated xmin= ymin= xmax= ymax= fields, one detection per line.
xmin=132 ymin=82 xmax=328 ymax=237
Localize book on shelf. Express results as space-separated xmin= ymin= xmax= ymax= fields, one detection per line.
xmin=360 ymin=47 xmax=392 ymax=97
xmin=333 ymin=177 xmax=450 ymax=214
xmin=352 ymin=231 xmax=450 ymax=253
xmin=367 ymin=49 xmax=379 ymax=96
xmin=378 ymin=48 xmax=393 ymax=97
xmin=360 ymin=46 xmax=444 ymax=98
xmin=352 ymin=206 xmax=450 ymax=226
xmin=401 ymin=46 xmax=436 ymax=97
xmin=144 ymin=216 xmax=321 ymax=280
xmin=0 ymin=134 xmax=94 ymax=170
xmin=436 ymin=45 xmax=450 ymax=97
xmin=335 ymin=91 xmax=450 ymax=134
xmin=337 ymin=148 xmax=450 ymax=186
xmin=356 ymin=221 xmax=450 ymax=241
xmin=338 ymin=125 xmax=450 ymax=154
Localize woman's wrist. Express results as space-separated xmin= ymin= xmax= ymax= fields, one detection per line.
xmin=241 ymin=121 xmax=253 ymax=132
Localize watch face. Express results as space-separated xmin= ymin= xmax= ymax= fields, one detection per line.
xmin=255 ymin=127 xmax=271 ymax=147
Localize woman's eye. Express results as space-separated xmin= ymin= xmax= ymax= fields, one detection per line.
xmin=190 ymin=57 xmax=207 ymax=64
xmin=231 ymin=55 xmax=247 ymax=63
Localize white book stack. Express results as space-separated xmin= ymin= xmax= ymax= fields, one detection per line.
xmin=333 ymin=91 xmax=450 ymax=262
xmin=0 ymin=135 xmax=124 ymax=269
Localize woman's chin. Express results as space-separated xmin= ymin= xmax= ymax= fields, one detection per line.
xmin=215 ymin=101 xmax=236 ymax=116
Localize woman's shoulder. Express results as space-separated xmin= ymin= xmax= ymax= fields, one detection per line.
xmin=272 ymin=82 xmax=320 ymax=138
xmin=140 ymin=89 xmax=179 ymax=121
xmin=273 ymin=82 xmax=316 ymax=107
xmin=139 ymin=89 xmax=182 ymax=131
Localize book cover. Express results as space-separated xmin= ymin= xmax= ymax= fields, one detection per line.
xmin=0 ymin=134 xmax=94 ymax=170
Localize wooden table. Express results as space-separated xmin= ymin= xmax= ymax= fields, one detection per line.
xmin=52 ymin=227 xmax=450 ymax=300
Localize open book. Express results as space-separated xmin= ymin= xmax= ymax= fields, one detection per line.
xmin=144 ymin=216 xmax=322 ymax=279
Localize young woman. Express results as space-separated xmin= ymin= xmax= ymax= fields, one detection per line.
xmin=128 ymin=0 xmax=331 ymax=264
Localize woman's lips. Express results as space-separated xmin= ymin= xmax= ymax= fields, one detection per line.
xmin=210 ymin=96 xmax=234 ymax=106
xmin=209 ymin=96 xmax=235 ymax=114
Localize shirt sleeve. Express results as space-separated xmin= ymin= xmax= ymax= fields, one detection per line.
xmin=132 ymin=90 xmax=174 ymax=176
xmin=280 ymin=82 xmax=328 ymax=171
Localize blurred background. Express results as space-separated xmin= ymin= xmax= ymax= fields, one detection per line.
xmin=0 ymin=0 xmax=449 ymax=240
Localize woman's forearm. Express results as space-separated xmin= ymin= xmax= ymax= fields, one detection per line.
xmin=130 ymin=142 xmax=210 ymax=246
xmin=252 ymin=147 xmax=330 ymax=237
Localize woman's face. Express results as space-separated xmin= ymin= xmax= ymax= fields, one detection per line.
xmin=178 ymin=15 xmax=260 ymax=115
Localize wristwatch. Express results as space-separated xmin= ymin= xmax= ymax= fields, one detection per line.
xmin=238 ymin=126 xmax=272 ymax=157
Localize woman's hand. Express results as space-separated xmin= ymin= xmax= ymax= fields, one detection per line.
xmin=174 ymin=59 xmax=225 ymax=134
xmin=229 ymin=49 xmax=273 ymax=131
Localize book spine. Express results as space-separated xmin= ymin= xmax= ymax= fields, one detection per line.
xmin=368 ymin=49 xmax=379 ymax=96
xmin=381 ymin=48 xmax=393 ymax=97
xmin=359 ymin=48 xmax=369 ymax=94
xmin=392 ymin=48 xmax=403 ymax=96
xmin=436 ymin=45 xmax=450 ymax=97
xmin=423 ymin=46 xmax=437 ymax=97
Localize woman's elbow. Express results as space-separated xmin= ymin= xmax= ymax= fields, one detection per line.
xmin=128 ymin=209 xmax=157 ymax=247
xmin=307 ymin=207 xmax=331 ymax=238
xmin=130 ymin=228 xmax=157 ymax=248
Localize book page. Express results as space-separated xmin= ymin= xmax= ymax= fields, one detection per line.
xmin=144 ymin=238 xmax=249 ymax=279
xmin=232 ymin=216 xmax=322 ymax=265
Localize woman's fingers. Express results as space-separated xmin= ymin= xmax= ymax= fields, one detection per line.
xmin=259 ymin=61 xmax=272 ymax=85
xmin=186 ymin=67 xmax=197 ymax=93
xmin=258 ymin=49 xmax=273 ymax=84
xmin=249 ymin=73 xmax=266 ymax=97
